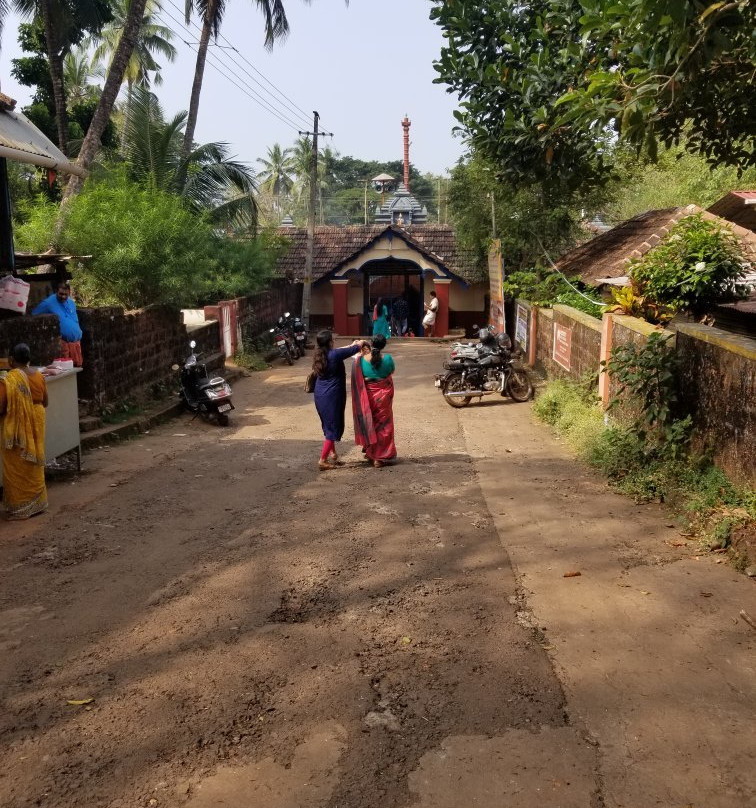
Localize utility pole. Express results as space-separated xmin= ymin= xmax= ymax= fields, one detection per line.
xmin=490 ymin=192 xmax=496 ymax=236
xmin=298 ymin=111 xmax=332 ymax=332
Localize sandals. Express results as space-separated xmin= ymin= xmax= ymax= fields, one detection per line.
xmin=318 ymin=459 xmax=337 ymax=471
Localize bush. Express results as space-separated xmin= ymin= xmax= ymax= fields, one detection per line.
xmin=533 ymin=379 xmax=755 ymax=544
xmin=629 ymin=214 xmax=749 ymax=316
xmin=503 ymin=269 xmax=604 ymax=319
xmin=15 ymin=171 xmax=277 ymax=309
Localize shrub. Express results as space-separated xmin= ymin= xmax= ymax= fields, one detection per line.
xmin=15 ymin=171 xmax=277 ymax=309
xmin=629 ymin=214 xmax=749 ymax=316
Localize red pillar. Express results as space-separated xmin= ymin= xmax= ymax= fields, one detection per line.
xmin=331 ymin=280 xmax=349 ymax=335
xmin=432 ymin=279 xmax=451 ymax=338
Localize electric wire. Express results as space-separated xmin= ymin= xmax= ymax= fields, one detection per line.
xmin=155 ymin=4 xmax=308 ymax=133
xmin=534 ymin=233 xmax=605 ymax=308
xmin=161 ymin=0 xmax=316 ymax=132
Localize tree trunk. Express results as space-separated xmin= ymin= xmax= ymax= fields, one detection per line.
xmin=63 ymin=0 xmax=149 ymax=200
xmin=121 ymin=80 xmax=133 ymax=156
xmin=181 ymin=0 xmax=215 ymax=162
xmin=39 ymin=0 xmax=69 ymax=156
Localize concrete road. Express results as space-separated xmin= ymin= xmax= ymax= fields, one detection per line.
xmin=0 ymin=340 xmax=753 ymax=808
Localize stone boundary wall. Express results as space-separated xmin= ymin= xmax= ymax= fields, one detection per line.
xmin=0 ymin=311 xmax=61 ymax=365
xmin=521 ymin=300 xmax=755 ymax=484
xmin=526 ymin=303 xmax=602 ymax=383
xmin=77 ymin=306 xmax=221 ymax=413
xmin=676 ymin=324 xmax=755 ymax=484
xmin=204 ymin=280 xmax=302 ymax=357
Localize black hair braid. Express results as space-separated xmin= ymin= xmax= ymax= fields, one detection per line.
xmin=370 ymin=334 xmax=386 ymax=368
xmin=312 ymin=330 xmax=332 ymax=376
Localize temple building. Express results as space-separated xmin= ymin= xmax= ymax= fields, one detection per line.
xmin=274 ymin=117 xmax=487 ymax=337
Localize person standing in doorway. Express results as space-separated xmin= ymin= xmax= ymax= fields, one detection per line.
xmin=372 ymin=297 xmax=391 ymax=340
xmin=32 ymin=281 xmax=83 ymax=366
xmin=392 ymin=293 xmax=409 ymax=336
xmin=423 ymin=290 xmax=439 ymax=337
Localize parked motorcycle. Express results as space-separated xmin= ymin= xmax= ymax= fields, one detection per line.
xmin=176 ymin=339 xmax=234 ymax=426
xmin=435 ymin=328 xmax=533 ymax=408
xmin=269 ymin=324 xmax=295 ymax=365
xmin=279 ymin=312 xmax=307 ymax=357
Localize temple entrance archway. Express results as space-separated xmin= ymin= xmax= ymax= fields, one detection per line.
xmin=361 ymin=258 xmax=425 ymax=336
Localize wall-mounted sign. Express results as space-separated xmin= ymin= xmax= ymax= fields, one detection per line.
xmin=487 ymin=239 xmax=505 ymax=332
xmin=553 ymin=322 xmax=572 ymax=370
xmin=516 ymin=304 xmax=528 ymax=352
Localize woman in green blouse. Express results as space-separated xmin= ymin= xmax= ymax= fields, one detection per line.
xmin=351 ymin=335 xmax=396 ymax=467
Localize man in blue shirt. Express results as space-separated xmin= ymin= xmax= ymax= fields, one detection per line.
xmin=32 ymin=281 xmax=83 ymax=366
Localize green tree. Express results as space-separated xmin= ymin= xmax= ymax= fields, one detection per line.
xmin=122 ymin=87 xmax=258 ymax=231
xmin=561 ymin=0 xmax=755 ymax=169
xmin=607 ymin=144 xmax=756 ymax=223
xmin=13 ymin=0 xmax=111 ymax=155
xmin=432 ymin=0 xmax=755 ymax=197
xmin=256 ymin=142 xmax=293 ymax=218
xmin=432 ymin=0 xmax=613 ymax=197
xmin=181 ymin=0 xmax=290 ymax=162
xmin=16 ymin=170 xmax=277 ymax=307
xmin=11 ymin=20 xmax=117 ymax=164
xmin=63 ymin=45 xmax=102 ymax=107
xmin=90 ymin=0 xmax=177 ymax=152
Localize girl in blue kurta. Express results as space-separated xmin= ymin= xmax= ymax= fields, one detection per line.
xmin=312 ymin=330 xmax=366 ymax=470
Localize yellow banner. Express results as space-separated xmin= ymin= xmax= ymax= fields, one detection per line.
xmin=488 ymin=239 xmax=504 ymax=331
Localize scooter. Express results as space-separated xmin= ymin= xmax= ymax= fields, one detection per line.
xmin=269 ymin=325 xmax=295 ymax=365
xmin=278 ymin=312 xmax=306 ymax=357
xmin=176 ymin=339 xmax=234 ymax=426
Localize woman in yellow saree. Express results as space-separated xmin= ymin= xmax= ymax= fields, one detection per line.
xmin=0 ymin=343 xmax=48 ymax=520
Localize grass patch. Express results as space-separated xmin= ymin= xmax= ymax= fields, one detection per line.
xmin=533 ymin=379 xmax=755 ymax=554
xmin=234 ymin=348 xmax=270 ymax=372
xmin=100 ymin=399 xmax=143 ymax=424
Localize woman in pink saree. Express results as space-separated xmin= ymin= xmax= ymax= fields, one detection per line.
xmin=351 ymin=335 xmax=396 ymax=468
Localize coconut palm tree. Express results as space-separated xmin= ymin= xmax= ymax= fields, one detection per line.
xmin=181 ymin=0 xmax=289 ymax=162
xmin=13 ymin=0 xmax=109 ymax=155
xmin=90 ymin=0 xmax=176 ymax=152
xmin=63 ymin=45 xmax=102 ymax=108
xmin=124 ymin=87 xmax=258 ymax=230
xmin=256 ymin=142 xmax=292 ymax=217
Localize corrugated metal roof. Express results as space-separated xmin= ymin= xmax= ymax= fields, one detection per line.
xmin=0 ymin=107 xmax=86 ymax=177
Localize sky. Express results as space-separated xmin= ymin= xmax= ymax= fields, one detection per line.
xmin=0 ymin=0 xmax=466 ymax=176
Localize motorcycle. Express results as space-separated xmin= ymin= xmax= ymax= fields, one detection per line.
xmin=269 ymin=324 xmax=295 ymax=365
xmin=176 ymin=339 xmax=234 ymax=426
xmin=435 ymin=328 xmax=533 ymax=408
xmin=279 ymin=312 xmax=307 ymax=357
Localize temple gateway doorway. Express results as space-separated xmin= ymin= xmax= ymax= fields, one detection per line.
xmin=362 ymin=258 xmax=424 ymax=336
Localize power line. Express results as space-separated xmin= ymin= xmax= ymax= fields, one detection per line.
xmin=161 ymin=0 xmax=315 ymax=131
xmin=154 ymin=5 xmax=306 ymax=133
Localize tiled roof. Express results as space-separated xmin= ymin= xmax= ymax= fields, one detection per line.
xmin=557 ymin=208 xmax=691 ymax=284
xmin=707 ymin=191 xmax=756 ymax=233
xmin=274 ymin=224 xmax=485 ymax=284
xmin=559 ymin=205 xmax=756 ymax=286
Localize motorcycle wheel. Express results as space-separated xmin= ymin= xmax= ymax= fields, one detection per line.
xmin=284 ymin=348 xmax=293 ymax=366
xmin=217 ymin=413 xmax=230 ymax=427
xmin=507 ymin=368 xmax=534 ymax=402
xmin=443 ymin=373 xmax=472 ymax=408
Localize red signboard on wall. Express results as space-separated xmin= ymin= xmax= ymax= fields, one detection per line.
xmin=553 ymin=323 xmax=572 ymax=370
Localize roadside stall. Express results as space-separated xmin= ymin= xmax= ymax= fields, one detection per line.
xmin=0 ymin=92 xmax=87 ymax=482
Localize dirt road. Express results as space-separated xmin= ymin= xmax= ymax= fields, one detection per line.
xmin=1 ymin=341 xmax=754 ymax=808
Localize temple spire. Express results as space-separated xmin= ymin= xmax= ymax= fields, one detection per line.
xmin=401 ymin=115 xmax=411 ymax=193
